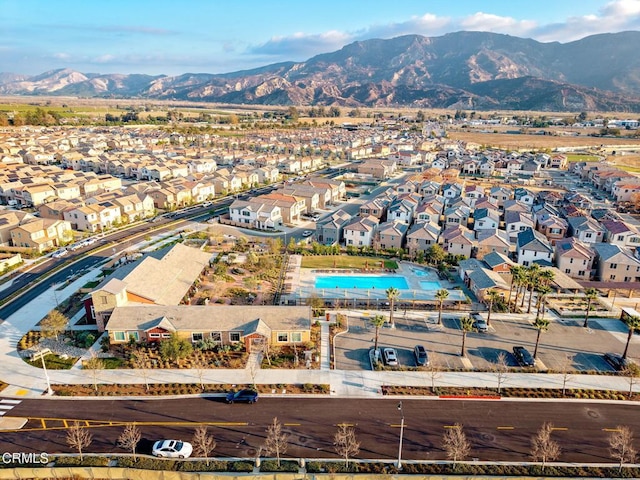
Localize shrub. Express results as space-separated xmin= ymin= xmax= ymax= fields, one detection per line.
xmin=117 ymin=456 xmax=176 ymax=470
xmin=54 ymin=456 xmax=109 ymax=467
xmin=260 ymin=460 xmax=299 ymax=472
xmin=228 ymin=461 xmax=254 ymax=472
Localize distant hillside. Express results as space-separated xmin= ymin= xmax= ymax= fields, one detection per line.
xmin=2 ymin=31 xmax=640 ymax=111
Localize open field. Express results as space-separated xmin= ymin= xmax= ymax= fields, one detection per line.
xmin=448 ymin=130 xmax=640 ymax=149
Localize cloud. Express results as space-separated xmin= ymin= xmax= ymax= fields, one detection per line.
xmin=459 ymin=13 xmax=537 ymax=36
xmin=251 ymin=30 xmax=351 ymax=57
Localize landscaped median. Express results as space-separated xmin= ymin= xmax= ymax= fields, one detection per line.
xmin=51 ymin=383 xmax=330 ymax=397
xmin=381 ymin=386 xmax=640 ymax=401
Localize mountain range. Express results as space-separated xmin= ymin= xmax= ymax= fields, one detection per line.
xmin=3 ymin=31 xmax=640 ymax=112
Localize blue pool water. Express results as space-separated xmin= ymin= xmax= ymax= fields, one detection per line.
xmin=315 ymin=275 xmax=409 ymax=290
xmin=412 ymin=269 xmax=428 ymax=277
xmin=419 ymin=281 xmax=442 ymax=290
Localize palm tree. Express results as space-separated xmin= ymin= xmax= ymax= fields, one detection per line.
xmin=533 ymin=316 xmax=550 ymax=359
xmin=385 ymin=287 xmax=400 ymax=329
xmin=538 ymin=269 xmax=555 ymax=287
xmin=460 ymin=316 xmax=474 ymax=357
xmin=583 ymin=287 xmax=599 ymax=328
xmin=526 ymin=264 xmax=541 ymax=314
xmin=508 ymin=265 xmax=523 ymax=308
xmin=485 ymin=289 xmax=501 ymax=327
xmin=535 ymin=285 xmax=551 ymax=322
xmin=369 ymin=314 xmax=386 ymax=354
xmin=622 ymin=315 xmax=640 ymax=360
xmin=512 ymin=266 xmax=527 ymax=312
xmin=435 ymin=289 xmax=450 ymax=325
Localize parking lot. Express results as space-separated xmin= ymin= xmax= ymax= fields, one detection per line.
xmin=334 ymin=310 xmax=637 ymax=373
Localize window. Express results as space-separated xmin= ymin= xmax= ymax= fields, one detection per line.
xmin=229 ymin=332 xmax=241 ymax=342
xmin=569 ymin=258 xmax=573 ymax=264
xmin=578 ymin=270 xmax=585 ymax=277
xmin=610 ymin=263 xmax=617 ymax=269
xmin=360 ymin=231 xmax=365 ymax=237
xmin=291 ymin=332 xmax=302 ymax=343
xmin=210 ymin=332 xmax=222 ymax=343
xmin=192 ymin=332 xmax=203 ymax=342
xmin=617 ymin=235 xmax=624 ymax=241
xmin=114 ymin=331 xmax=126 ymax=342
xmin=127 ymin=331 xmax=139 ymax=342
xmin=565 ymin=269 xmax=571 ymax=274
xmin=149 ymin=332 xmax=160 ymax=338
xmin=610 ymin=274 xmax=617 ymax=280
xmin=101 ymin=296 xmax=108 ymax=304
xmin=161 ymin=333 xmax=172 ymax=338
xmin=585 ymin=232 xmax=592 ymax=238
xmin=277 ymin=332 xmax=288 ymax=342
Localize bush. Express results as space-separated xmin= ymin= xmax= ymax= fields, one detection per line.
xmin=53 ymin=456 xmax=109 ymax=467
xmin=260 ymin=460 xmax=299 ymax=472
xmin=228 ymin=461 xmax=254 ymax=472
xmin=117 ymin=456 xmax=176 ymax=470
xmin=178 ymin=460 xmax=230 ymax=472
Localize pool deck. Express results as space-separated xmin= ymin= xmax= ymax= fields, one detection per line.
xmin=282 ymin=255 xmax=467 ymax=303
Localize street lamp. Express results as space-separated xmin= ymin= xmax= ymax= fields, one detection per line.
xmin=38 ymin=345 xmax=53 ymax=395
xmin=397 ymin=401 xmax=405 ymax=469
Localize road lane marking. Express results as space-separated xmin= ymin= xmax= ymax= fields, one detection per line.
xmin=443 ymin=425 xmax=460 ymax=429
xmin=550 ymin=427 xmax=568 ymax=431
xmin=63 ymin=420 xmax=68 ymax=428
xmin=497 ymin=426 xmax=514 ymax=430
xmin=336 ymin=423 xmax=355 ymax=427
xmin=390 ymin=424 xmax=407 ymax=428
xmin=0 ymin=399 xmax=21 ymax=404
xmin=603 ymin=428 xmax=621 ymax=432
xmin=11 ymin=419 xmax=251 ymax=433
xmin=284 ymin=423 xmax=301 ymax=426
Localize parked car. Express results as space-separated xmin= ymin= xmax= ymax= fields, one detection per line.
xmin=413 ymin=345 xmax=429 ymax=366
xmin=302 ymin=230 xmax=313 ymax=237
xmin=603 ymin=352 xmax=630 ymax=371
xmin=52 ymin=249 xmax=68 ymax=258
xmin=471 ymin=313 xmax=488 ymax=333
xmin=226 ymin=389 xmax=259 ymax=404
xmin=152 ymin=440 xmax=193 ymax=458
xmin=512 ymin=346 xmax=535 ymax=367
xmin=383 ymin=348 xmax=399 ymax=366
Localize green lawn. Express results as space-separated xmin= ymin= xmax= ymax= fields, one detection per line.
xmin=619 ymin=165 xmax=640 ymax=173
xmin=301 ymin=255 xmax=398 ymax=270
xmin=566 ymin=154 xmax=600 ymax=162
xmin=26 ymin=355 xmax=78 ymax=370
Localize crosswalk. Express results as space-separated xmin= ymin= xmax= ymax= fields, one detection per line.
xmin=0 ymin=399 xmax=21 ymax=416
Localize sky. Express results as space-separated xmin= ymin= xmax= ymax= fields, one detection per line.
xmin=2 ymin=0 xmax=640 ymax=77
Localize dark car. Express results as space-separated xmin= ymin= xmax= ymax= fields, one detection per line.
xmin=603 ymin=352 xmax=630 ymax=371
xmin=512 ymin=346 xmax=535 ymax=367
xmin=226 ymin=389 xmax=259 ymax=404
xmin=414 ymin=345 xmax=429 ymax=366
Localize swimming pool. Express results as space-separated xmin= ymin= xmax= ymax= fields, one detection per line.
xmin=315 ymin=275 xmax=409 ymax=290
xmin=419 ymin=281 xmax=442 ymax=290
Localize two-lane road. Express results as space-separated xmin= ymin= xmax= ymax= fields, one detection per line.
xmin=1 ymin=397 xmax=634 ymax=462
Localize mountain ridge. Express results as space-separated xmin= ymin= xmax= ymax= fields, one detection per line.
xmin=3 ymin=31 xmax=640 ymax=111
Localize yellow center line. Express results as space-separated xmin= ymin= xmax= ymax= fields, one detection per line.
xmin=40 ymin=419 xmax=46 ymax=429
xmin=443 ymin=425 xmax=459 ymax=429
xmin=603 ymin=428 xmax=621 ymax=432
xmin=63 ymin=420 xmax=68 ymax=428
xmin=84 ymin=420 xmax=90 ymax=427
xmin=13 ymin=419 xmax=250 ymax=433
xmin=284 ymin=423 xmax=301 ymax=426
xmin=551 ymin=427 xmax=568 ymax=431
xmin=336 ymin=423 xmax=355 ymax=427
xmin=389 ymin=424 xmax=407 ymax=428
xmin=497 ymin=426 xmax=515 ymax=430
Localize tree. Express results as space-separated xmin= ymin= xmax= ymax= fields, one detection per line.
xmin=442 ymin=423 xmax=470 ymax=466
xmin=160 ymin=333 xmax=193 ymax=361
xmin=263 ymin=417 xmax=289 ymax=466
xmin=192 ymin=425 xmax=216 ymax=466
xmin=622 ymin=363 xmax=640 ymax=399
xmin=130 ymin=348 xmax=151 ymax=391
xmin=559 ymin=355 xmax=573 ymax=397
xmin=493 ymin=352 xmax=509 ymax=394
xmin=459 ymin=316 xmax=474 ymax=357
xmin=532 ymin=316 xmax=550 ymax=359
xmin=385 ymin=287 xmax=400 ymax=328
xmin=369 ymin=314 xmax=386 ymax=354
xmin=531 ymin=422 xmax=561 ymax=470
xmin=535 ymin=285 xmax=551 ymax=322
xmin=307 ymin=294 xmax=325 ymax=317
xmin=583 ymin=288 xmax=599 ymax=328
xmin=622 ymin=315 xmax=640 ymax=360
xmin=192 ymin=350 xmax=209 ymax=390
xmin=510 ymin=265 xmax=526 ymax=311
xmin=40 ymin=310 xmax=68 ymax=341
xmin=609 ymin=425 xmax=636 ymax=470
xmin=435 ymin=289 xmax=449 ymax=325
xmin=334 ymin=424 xmax=360 ymax=467
xmin=66 ymin=421 xmax=92 ymax=461
xmin=526 ymin=264 xmax=541 ymax=313
xmin=426 ymin=244 xmax=446 ymax=265
xmin=83 ymin=354 xmax=104 ymax=392
xmin=485 ymin=290 xmax=501 ymax=327
xmin=118 ymin=423 xmax=142 ymax=461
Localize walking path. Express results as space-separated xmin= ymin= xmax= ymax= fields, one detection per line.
xmin=0 ymin=263 xmax=638 ymax=401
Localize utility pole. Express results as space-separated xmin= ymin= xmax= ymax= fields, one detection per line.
xmin=397 ymin=401 xmax=404 ymax=469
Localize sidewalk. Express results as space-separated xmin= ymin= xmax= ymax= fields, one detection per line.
xmin=0 ymin=269 xmax=638 ymax=400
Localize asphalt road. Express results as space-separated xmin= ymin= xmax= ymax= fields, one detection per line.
xmin=1 ymin=397 xmax=635 ymax=462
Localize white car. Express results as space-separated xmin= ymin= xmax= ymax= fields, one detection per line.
xmin=152 ymin=439 xmax=193 ymax=458
xmin=302 ymin=230 xmax=313 ymax=237
xmin=52 ymin=249 xmax=68 ymax=258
